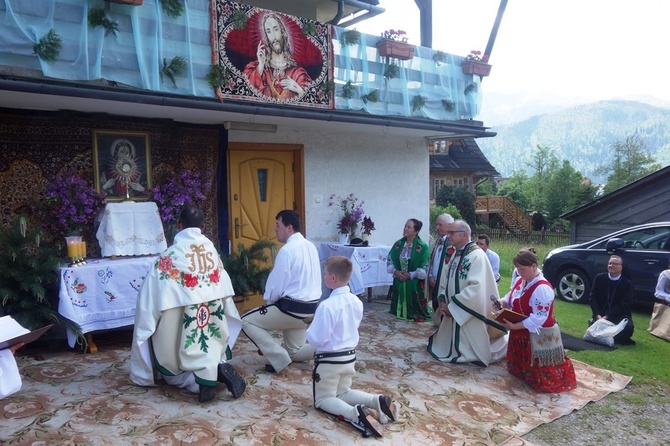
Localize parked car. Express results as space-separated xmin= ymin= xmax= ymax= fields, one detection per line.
xmin=542 ymin=222 xmax=670 ymax=304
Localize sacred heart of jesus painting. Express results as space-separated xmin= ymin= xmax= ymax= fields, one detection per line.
xmin=211 ymin=0 xmax=333 ymax=108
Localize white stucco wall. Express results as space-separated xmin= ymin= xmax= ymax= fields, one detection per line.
xmin=227 ymin=123 xmax=431 ymax=247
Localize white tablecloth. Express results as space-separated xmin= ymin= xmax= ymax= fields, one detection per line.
xmin=96 ymin=202 xmax=167 ymax=257
xmin=58 ymin=256 xmax=156 ymax=347
xmin=315 ymin=243 xmax=393 ymax=296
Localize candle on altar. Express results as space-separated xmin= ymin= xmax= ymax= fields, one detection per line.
xmin=81 ymin=241 xmax=87 ymax=259
xmin=67 ymin=241 xmax=77 ymax=259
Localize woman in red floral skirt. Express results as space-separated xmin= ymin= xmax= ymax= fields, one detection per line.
xmin=496 ymin=250 xmax=576 ymax=393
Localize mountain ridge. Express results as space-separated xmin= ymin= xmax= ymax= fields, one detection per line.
xmin=477 ymin=99 xmax=670 ymax=183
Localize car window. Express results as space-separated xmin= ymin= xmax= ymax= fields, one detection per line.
xmin=619 ymin=227 xmax=670 ymax=250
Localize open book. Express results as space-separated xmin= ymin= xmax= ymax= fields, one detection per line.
xmin=491 ymin=308 xmax=527 ymax=324
xmin=0 ymin=315 xmax=53 ymax=350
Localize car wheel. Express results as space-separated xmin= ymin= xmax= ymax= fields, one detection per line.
xmin=556 ymin=268 xmax=591 ymax=303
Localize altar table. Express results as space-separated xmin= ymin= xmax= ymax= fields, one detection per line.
xmin=58 ymin=256 xmax=157 ymax=351
xmin=96 ymin=201 xmax=167 ymax=257
xmin=315 ymin=243 xmax=393 ymax=302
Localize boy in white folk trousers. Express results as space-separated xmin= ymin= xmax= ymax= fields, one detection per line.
xmin=306 ymin=256 xmax=398 ymax=438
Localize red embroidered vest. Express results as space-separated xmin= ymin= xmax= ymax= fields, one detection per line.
xmin=510 ymin=278 xmax=555 ymax=327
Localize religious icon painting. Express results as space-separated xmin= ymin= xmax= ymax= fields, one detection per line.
xmin=211 ymin=0 xmax=333 ymax=108
xmin=93 ymin=130 xmax=152 ymax=202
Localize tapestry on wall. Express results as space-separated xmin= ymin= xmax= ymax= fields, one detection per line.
xmin=210 ymin=0 xmax=333 ymax=108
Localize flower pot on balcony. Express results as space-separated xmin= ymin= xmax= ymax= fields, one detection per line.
xmin=376 ymin=39 xmax=415 ymax=60
xmin=461 ymin=61 xmax=492 ymax=77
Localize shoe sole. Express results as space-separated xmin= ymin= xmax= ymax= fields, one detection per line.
xmin=198 ymin=385 xmax=216 ymax=403
xmin=218 ymin=363 xmax=246 ymax=398
xmin=379 ymin=396 xmax=397 ymax=422
xmin=357 ymin=406 xmax=383 ymax=438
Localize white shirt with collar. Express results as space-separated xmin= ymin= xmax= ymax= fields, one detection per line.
xmin=305 ymin=285 xmax=362 ymax=352
xmin=485 ymin=248 xmax=500 ymax=280
xmin=263 ymin=232 xmax=322 ymax=304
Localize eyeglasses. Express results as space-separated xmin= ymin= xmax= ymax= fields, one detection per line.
xmin=608 ymin=262 xmax=622 ymax=266
xmin=446 ymin=230 xmax=465 ymax=236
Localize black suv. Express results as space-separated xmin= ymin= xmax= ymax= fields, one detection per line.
xmin=542 ymin=222 xmax=670 ymax=304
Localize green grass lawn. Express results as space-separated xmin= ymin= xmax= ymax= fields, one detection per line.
xmin=494 ymin=240 xmax=670 ymax=388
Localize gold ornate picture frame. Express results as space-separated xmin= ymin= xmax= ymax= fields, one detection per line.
xmin=93 ymin=130 xmax=152 ymax=202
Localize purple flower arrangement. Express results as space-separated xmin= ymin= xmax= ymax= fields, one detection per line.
xmin=362 ymin=216 xmax=376 ymax=235
xmin=44 ymin=171 xmax=106 ymax=236
xmin=329 ymin=193 xmax=370 ymax=235
xmin=151 ymin=170 xmax=212 ymax=225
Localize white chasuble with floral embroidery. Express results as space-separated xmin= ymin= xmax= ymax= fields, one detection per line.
xmin=130 ymin=228 xmax=240 ymax=387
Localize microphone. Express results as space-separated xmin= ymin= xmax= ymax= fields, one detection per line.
xmin=490 ymin=295 xmax=503 ymax=311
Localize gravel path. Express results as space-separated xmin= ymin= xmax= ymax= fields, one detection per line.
xmin=522 ymin=383 xmax=670 ymax=445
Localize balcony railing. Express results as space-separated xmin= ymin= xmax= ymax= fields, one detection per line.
xmin=332 ymin=27 xmax=482 ymax=121
xmin=0 ymin=1 xmax=483 ymax=121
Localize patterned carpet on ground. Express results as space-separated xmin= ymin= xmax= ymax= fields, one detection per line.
xmin=1 ymin=302 xmax=631 ymax=445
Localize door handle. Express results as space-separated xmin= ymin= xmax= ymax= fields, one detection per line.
xmin=234 ymin=217 xmax=248 ymax=239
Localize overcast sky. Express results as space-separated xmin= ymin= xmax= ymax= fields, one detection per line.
xmin=355 ymin=0 xmax=670 ymax=103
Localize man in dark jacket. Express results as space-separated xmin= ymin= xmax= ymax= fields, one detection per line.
xmin=589 ymin=255 xmax=635 ymax=344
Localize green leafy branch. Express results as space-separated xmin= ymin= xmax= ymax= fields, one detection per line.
xmin=205 ymin=65 xmax=230 ymax=89
xmin=433 ymin=50 xmax=448 ymax=65
xmin=88 ymin=8 xmax=119 ymax=37
xmin=340 ymin=30 xmax=361 ymax=46
xmin=198 ymin=328 xmax=210 ymax=352
xmin=412 ymin=95 xmax=426 ymax=113
xmin=231 ymin=9 xmax=248 ymax=30
xmin=342 ymin=80 xmax=356 ymax=99
xmin=384 ymin=62 xmax=399 ymax=80
xmin=302 ymin=21 xmax=317 ymax=36
xmin=362 ymin=89 xmax=380 ymax=104
xmin=160 ymin=0 xmax=184 ymax=18
xmin=161 ymin=55 xmax=187 ymax=87
xmin=33 ymin=29 xmax=62 ymax=63
xmin=321 ymin=79 xmax=335 ymax=96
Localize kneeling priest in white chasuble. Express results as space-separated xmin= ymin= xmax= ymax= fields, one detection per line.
xmin=130 ymin=227 xmax=241 ymax=390
xmin=427 ymin=242 xmax=508 ymax=366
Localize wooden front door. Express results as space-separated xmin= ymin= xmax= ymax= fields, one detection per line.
xmin=228 ymin=144 xmax=303 ymax=253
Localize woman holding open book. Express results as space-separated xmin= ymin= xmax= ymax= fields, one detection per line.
xmin=496 ymin=250 xmax=576 ymax=393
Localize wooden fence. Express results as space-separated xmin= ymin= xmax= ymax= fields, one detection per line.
xmin=474 ymin=229 xmax=571 ymax=247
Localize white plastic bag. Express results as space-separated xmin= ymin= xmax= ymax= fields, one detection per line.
xmin=583 ymin=318 xmax=628 ymax=347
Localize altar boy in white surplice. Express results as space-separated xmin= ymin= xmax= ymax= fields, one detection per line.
xmin=130 ymin=204 xmax=246 ymax=403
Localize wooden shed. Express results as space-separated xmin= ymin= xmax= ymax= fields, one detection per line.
xmin=562 ymin=165 xmax=670 ymax=243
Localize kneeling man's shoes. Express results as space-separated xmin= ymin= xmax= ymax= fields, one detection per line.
xmin=356 ymin=404 xmax=383 ymax=438
xmin=218 ymin=363 xmax=246 ymax=398
xmin=198 ymin=385 xmax=217 ymax=403
xmin=378 ymin=395 xmax=397 ymax=423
